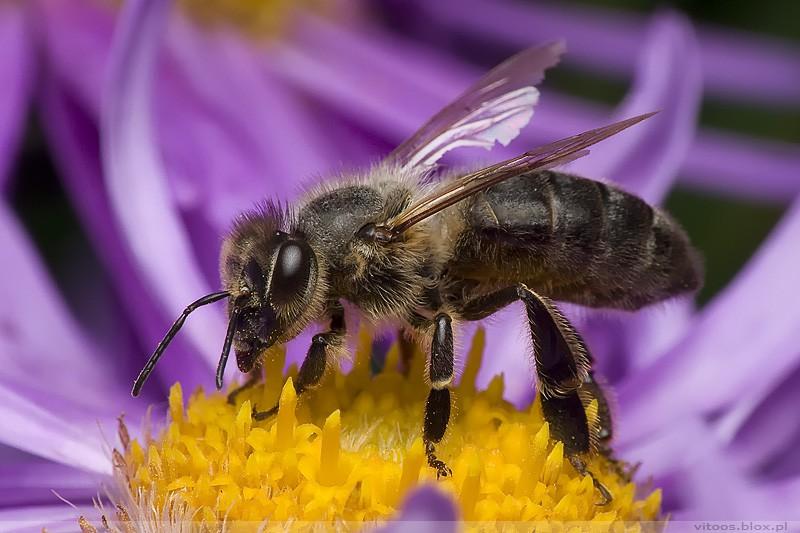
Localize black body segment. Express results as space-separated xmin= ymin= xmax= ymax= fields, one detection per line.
xmin=216 ymin=304 xmax=241 ymax=390
xmin=541 ymin=394 xmax=592 ymax=455
xmin=516 ymin=285 xmax=589 ymax=398
xmin=430 ymin=313 xmax=455 ymax=387
xmin=424 ymin=388 xmax=453 ymax=478
xmin=424 ymin=388 xmax=451 ymax=443
xmin=446 ymin=170 xmax=702 ymax=310
xmin=295 ymin=334 xmax=333 ymax=395
xmin=408 ymin=311 xmax=456 ymax=478
xmin=298 ymin=185 xmax=386 ymax=268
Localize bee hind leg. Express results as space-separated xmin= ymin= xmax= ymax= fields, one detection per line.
xmin=516 ymin=284 xmax=614 ymax=505
xmin=454 ymin=284 xmax=614 ymax=503
xmin=569 ymin=454 xmax=612 ymax=506
xmin=582 ymin=371 xmax=637 ymax=482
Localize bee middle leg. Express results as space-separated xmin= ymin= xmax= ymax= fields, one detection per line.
xmin=252 ymin=302 xmax=345 ymax=421
xmin=455 ymin=284 xmax=613 ymax=503
xmin=408 ymin=311 xmax=455 ymax=479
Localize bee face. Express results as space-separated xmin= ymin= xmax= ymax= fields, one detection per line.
xmin=221 ymin=208 xmax=321 ymax=372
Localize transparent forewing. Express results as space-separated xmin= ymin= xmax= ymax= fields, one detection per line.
xmin=385 ymin=42 xmax=565 ymax=171
xmin=386 ymin=113 xmax=657 ymax=235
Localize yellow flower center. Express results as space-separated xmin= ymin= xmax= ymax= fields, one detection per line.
xmin=177 ymin=0 xmax=326 ymax=38
xmin=115 ymin=329 xmax=661 ymax=527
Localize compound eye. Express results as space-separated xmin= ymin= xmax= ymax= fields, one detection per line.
xmin=271 ymin=240 xmax=312 ymax=306
xmin=243 ymin=258 xmax=266 ymax=296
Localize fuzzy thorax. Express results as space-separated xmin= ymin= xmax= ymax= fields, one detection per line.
xmin=110 ymin=329 xmax=661 ymax=528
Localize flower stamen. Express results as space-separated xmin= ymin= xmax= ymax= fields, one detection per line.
xmin=115 ymin=329 xmax=662 ymax=527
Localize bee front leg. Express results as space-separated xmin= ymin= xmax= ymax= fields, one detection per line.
xmin=418 ymin=312 xmax=455 ymax=479
xmin=252 ymin=302 xmax=345 ymax=421
xmin=227 ymin=369 xmax=262 ymax=405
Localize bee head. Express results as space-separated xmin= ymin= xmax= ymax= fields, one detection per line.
xmin=130 ymin=203 xmax=325 ymax=397
xmin=220 ymin=205 xmax=322 ymax=377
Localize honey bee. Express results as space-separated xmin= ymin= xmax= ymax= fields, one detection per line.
xmin=132 ymin=42 xmax=701 ymax=501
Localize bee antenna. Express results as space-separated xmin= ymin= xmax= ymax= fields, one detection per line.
xmin=216 ymin=305 xmax=241 ymax=391
xmin=131 ymin=290 xmax=230 ymax=397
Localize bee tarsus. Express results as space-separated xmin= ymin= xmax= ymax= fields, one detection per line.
xmin=569 ymin=455 xmax=613 ymax=506
xmin=226 ymin=369 xmax=261 ymax=405
xmin=425 ymin=440 xmax=453 ymax=480
xmin=252 ymin=403 xmax=279 ymax=422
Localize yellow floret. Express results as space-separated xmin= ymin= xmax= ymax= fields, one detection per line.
xmin=177 ymin=0 xmax=326 ymax=38
xmin=116 ymin=328 xmax=662 ymax=528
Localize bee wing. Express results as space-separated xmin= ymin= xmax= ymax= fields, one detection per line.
xmin=385 ymin=113 xmax=657 ymax=235
xmin=385 ymin=42 xmax=565 ymax=171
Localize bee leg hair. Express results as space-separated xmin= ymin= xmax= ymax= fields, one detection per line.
xmin=582 ymin=371 xmax=613 ymax=444
xmin=516 ymin=285 xmax=614 ymax=503
xmin=421 ymin=312 xmax=454 ymax=479
xmin=253 ymin=303 xmax=345 ymax=421
xmin=453 ymin=285 xmax=613 ymax=502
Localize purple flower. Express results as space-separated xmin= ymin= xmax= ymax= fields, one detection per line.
xmin=394 ymin=0 xmax=800 ymax=202
xmin=1 ymin=0 xmax=799 ymax=527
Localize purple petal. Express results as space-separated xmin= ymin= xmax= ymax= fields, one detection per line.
xmin=0 ymin=459 xmax=102 ymax=508
xmin=575 ymin=297 xmax=694 ymax=385
xmin=102 ymin=0 xmax=227 ymax=371
xmin=716 ymin=358 xmax=800 ymax=476
xmin=377 ymin=485 xmax=458 ymax=532
xmin=39 ymin=75 xmax=211 ymax=393
xmin=0 ymin=379 xmax=113 ymax=474
xmin=569 ymin=11 xmax=702 ymax=205
xmin=411 ymin=0 xmax=800 ymax=107
xmin=668 ymin=451 xmax=800 ymax=521
xmin=281 ymin=13 xmax=798 ymax=203
xmin=273 ymin=15 xmax=441 ymax=141
xmin=622 ymin=417 xmax=800 ymax=520
xmin=684 ymin=130 xmax=800 ymax=202
xmin=0 ymin=504 xmax=100 ymax=533
xmin=164 ymin=19 xmax=338 ymax=204
xmin=37 ymin=0 xmax=112 ymax=113
xmin=0 ymin=3 xmax=33 ymax=192
xmin=473 ymin=304 xmax=535 ymax=406
xmin=0 ymin=203 xmax=146 ymax=411
xmin=617 ymin=196 xmax=800 ymax=447
xmin=618 ymin=416 xmax=714 ymax=482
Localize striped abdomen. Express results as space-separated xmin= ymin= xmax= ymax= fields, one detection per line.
xmin=446 ymin=170 xmax=702 ymax=310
